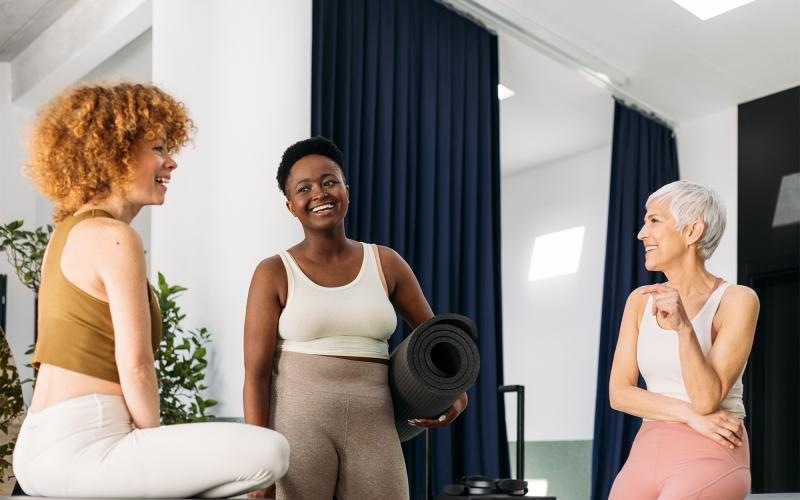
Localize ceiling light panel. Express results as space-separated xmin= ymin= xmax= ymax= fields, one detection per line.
xmin=670 ymin=0 xmax=758 ymax=20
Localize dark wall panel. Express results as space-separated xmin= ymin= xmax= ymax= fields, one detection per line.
xmin=739 ymin=86 xmax=800 ymax=494
xmin=738 ymin=86 xmax=800 ymax=278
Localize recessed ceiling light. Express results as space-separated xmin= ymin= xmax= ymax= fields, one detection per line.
xmin=670 ymin=0 xmax=757 ymax=20
xmin=498 ymin=84 xmax=515 ymax=101
xmin=528 ymin=227 xmax=585 ymax=282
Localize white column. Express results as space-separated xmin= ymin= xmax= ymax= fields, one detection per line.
xmin=151 ymin=0 xmax=310 ymax=417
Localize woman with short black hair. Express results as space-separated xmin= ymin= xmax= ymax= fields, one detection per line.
xmin=244 ymin=136 xmax=468 ymax=499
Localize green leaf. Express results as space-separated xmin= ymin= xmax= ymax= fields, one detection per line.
xmin=153 ymin=271 xmax=215 ymax=424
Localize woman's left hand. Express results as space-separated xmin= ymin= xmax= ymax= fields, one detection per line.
xmin=409 ymin=392 xmax=468 ymax=428
xmin=640 ymin=284 xmax=692 ymax=332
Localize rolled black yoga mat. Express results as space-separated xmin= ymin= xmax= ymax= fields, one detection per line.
xmin=389 ymin=314 xmax=481 ymax=442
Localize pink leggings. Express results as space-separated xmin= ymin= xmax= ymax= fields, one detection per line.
xmin=609 ymin=421 xmax=750 ymax=500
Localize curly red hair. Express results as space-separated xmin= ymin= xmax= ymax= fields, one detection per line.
xmin=25 ymin=82 xmax=194 ymax=222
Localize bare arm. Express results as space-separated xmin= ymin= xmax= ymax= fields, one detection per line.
xmin=243 ymin=257 xmax=284 ymax=428
xmin=683 ymin=287 xmax=759 ymax=414
xmin=642 ymin=284 xmax=759 ymax=414
xmin=377 ymin=246 xmax=467 ymax=426
xmin=609 ymin=289 xmax=696 ymax=422
xmin=100 ymin=222 xmax=160 ymax=429
xmin=378 ymin=246 xmax=434 ymax=327
xmin=610 ymin=287 xmax=745 ymax=448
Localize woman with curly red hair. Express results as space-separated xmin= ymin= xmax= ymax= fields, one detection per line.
xmin=12 ymin=83 xmax=289 ymax=498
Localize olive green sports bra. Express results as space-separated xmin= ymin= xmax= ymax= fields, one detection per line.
xmin=33 ymin=210 xmax=162 ymax=383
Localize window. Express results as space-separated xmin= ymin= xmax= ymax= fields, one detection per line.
xmin=528 ymin=227 xmax=585 ymax=281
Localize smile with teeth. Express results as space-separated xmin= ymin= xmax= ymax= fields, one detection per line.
xmin=645 ymin=245 xmax=658 ymax=253
xmin=311 ymin=203 xmax=334 ymax=214
xmin=155 ymin=176 xmax=170 ymax=185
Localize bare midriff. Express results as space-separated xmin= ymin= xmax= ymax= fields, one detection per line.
xmin=325 ymin=355 xmax=389 ymax=365
xmin=28 ymin=363 xmax=123 ymax=412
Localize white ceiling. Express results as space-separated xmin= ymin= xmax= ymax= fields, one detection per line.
xmin=2 ymin=0 xmax=798 ymax=174
xmin=498 ymin=27 xmax=614 ymax=173
xmin=0 ymin=0 xmax=77 ymax=61
xmin=480 ymin=0 xmax=800 ymax=173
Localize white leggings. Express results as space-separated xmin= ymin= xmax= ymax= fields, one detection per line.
xmin=13 ymin=394 xmax=289 ymax=498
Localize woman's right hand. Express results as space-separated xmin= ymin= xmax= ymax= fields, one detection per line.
xmin=686 ymin=409 xmax=743 ymax=449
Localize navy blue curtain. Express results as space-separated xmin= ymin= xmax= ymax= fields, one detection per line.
xmin=312 ymin=0 xmax=509 ymax=497
xmin=591 ymin=100 xmax=679 ymax=500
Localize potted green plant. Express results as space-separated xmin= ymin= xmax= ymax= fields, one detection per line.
xmin=0 ymin=326 xmax=25 ymax=495
xmin=0 ymin=220 xmax=51 ymax=493
xmin=153 ymin=272 xmax=218 ymax=424
xmin=0 ymin=221 xmax=53 ymax=342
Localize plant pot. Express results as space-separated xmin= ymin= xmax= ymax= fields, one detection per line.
xmin=0 ymin=328 xmax=25 ymax=495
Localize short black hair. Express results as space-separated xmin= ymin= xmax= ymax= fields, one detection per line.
xmin=277 ymin=136 xmax=345 ymax=195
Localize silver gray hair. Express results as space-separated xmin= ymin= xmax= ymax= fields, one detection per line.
xmin=646 ymin=180 xmax=726 ymax=260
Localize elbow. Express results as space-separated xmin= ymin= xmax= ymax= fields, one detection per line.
xmin=244 ymin=368 xmax=272 ymax=388
xmin=608 ymin=384 xmax=623 ymax=412
xmin=689 ymin=381 xmax=725 ymax=415
xmin=690 ymin=399 xmax=720 ymax=416
xmin=118 ymin=361 xmax=156 ymax=382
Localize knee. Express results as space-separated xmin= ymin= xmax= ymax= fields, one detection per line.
xmin=696 ymin=467 xmax=750 ymax=500
xmin=259 ymin=429 xmax=290 ymax=480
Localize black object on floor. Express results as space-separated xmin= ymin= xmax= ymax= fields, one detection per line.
xmin=435 ymin=384 xmax=556 ymax=499
xmin=389 ymin=314 xmax=481 ymax=442
xmin=433 ymin=496 xmax=555 ymax=500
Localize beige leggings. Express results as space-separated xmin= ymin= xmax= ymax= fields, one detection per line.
xmin=13 ymin=394 xmax=289 ymax=498
xmin=270 ymin=351 xmax=409 ymax=500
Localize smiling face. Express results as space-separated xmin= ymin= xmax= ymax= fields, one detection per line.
xmin=285 ymin=154 xmax=348 ymax=230
xmin=637 ymin=199 xmax=688 ymax=271
xmin=124 ymin=137 xmax=177 ymax=208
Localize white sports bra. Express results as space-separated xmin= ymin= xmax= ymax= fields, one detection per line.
xmin=276 ymin=243 xmax=398 ymax=359
xmin=637 ymin=281 xmax=746 ymax=419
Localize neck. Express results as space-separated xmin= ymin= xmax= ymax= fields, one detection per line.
xmin=662 ymin=254 xmax=717 ymax=298
xmin=299 ymin=224 xmax=352 ymax=260
xmin=77 ymin=194 xmax=141 ymax=224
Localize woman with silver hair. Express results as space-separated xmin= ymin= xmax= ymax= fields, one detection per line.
xmin=608 ymin=180 xmax=759 ymax=499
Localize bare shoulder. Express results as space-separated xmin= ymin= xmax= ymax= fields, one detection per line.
xmin=375 ymin=244 xmax=411 ymax=277
xmin=376 ymin=244 xmax=404 ymax=264
xmin=628 ymin=286 xmax=651 ymax=308
xmin=71 ymin=216 xmax=143 ymax=250
xmin=253 ymin=255 xmax=286 ymax=281
xmin=67 ymin=217 xmax=144 ymax=269
xmin=723 ymin=283 xmax=759 ymax=299
xmin=626 ymin=286 xmax=651 ymax=323
xmin=720 ymin=284 xmax=760 ymax=312
xmin=249 ymin=254 xmax=288 ymax=299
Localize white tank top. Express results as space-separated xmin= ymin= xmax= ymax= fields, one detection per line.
xmin=276 ymin=242 xmax=398 ymax=359
xmin=637 ymin=281 xmax=746 ymax=419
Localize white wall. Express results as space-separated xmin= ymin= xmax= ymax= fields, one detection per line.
xmin=501 ymin=146 xmax=612 ymax=441
xmin=0 ymin=63 xmax=37 ymax=400
xmin=150 ymin=0 xmax=309 ymax=418
xmin=81 ymin=28 xmax=152 ymax=85
xmin=676 ymin=107 xmax=738 ymax=280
